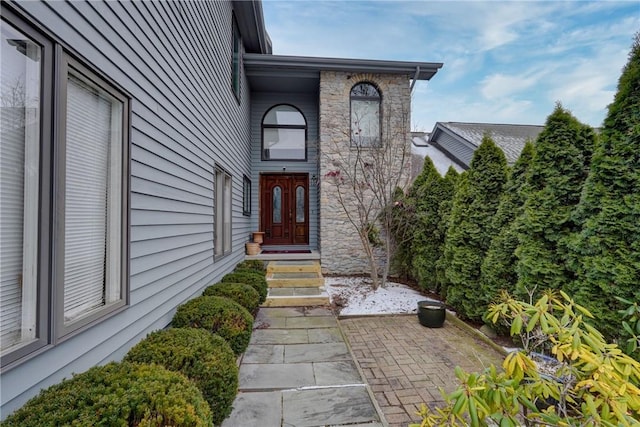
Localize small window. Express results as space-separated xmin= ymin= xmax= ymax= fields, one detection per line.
xmin=231 ymin=15 xmax=241 ymax=99
xmin=350 ymin=82 xmax=381 ymax=147
xmin=243 ymin=175 xmax=251 ymax=216
xmin=262 ymin=104 xmax=307 ymax=161
xmin=215 ymin=168 xmax=232 ymax=257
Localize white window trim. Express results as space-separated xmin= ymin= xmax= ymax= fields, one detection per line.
xmin=20 ymin=40 xmax=40 ymax=345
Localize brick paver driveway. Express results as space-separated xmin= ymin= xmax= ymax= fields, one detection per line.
xmin=339 ymin=315 xmax=505 ymax=427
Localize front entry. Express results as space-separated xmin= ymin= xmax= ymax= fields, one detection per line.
xmin=260 ymin=174 xmax=309 ymax=245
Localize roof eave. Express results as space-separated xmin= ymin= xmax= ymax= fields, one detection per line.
xmin=244 ymin=53 xmax=443 ymax=80
xmin=233 ymin=1 xmax=272 ymax=54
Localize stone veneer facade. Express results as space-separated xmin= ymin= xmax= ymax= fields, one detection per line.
xmin=319 ymin=71 xmax=412 ymax=274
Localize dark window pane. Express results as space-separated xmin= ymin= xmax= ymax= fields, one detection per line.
xmin=273 ymin=186 xmax=281 ymax=223
xmin=263 ymin=128 xmax=305 ymax=160
xmin=350 ymin=83 xmax=380 ymax=98
xmin=296 ymin=186 xmax=304 ymax=222
xmin=263 ymin=105 xmax=305 ymax=126
xmin=351 ymin=99 xmax=380 ymax=146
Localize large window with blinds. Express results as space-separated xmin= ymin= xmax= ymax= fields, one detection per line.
xmin=57 ymin=57 xmax=128 ymax=336
xmin=1 ymin=8 xmax=129 ymax=367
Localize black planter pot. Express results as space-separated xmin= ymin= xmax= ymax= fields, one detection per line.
xmin=417 ymin=301 xmax=446 ymax=328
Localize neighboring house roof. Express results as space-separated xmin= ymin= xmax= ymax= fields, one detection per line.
xmin=411 ymin=132 xmax=464 ymax=179
xmin=428 ymin=122 xmax=544 ymax=169
xmin=244 ymin=54 xmax=443 ymax=93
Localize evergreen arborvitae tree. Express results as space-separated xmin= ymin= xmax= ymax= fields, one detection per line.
xmin=514 ymin=105 xmax=596 ymax=299
xmin=479 ymin=141 xmax=536 ymax=315
xmin=388 ymin=187 xmax=415 ymax=279
xmin=443 ymin=137 xmax=508 ymax=320
xmin=434 ymin=166 xmax=459 ymax=296
xmin=567 ymin=34 xmax=640 ymax=339
xmin=411 ymin=157 xmax=453 ymax=291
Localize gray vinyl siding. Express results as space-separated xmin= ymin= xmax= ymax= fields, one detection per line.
xmin=432 ymin=130 xmax=475 ymax=169
xmin=250 ymin=92 xmax=320 ymax=248
xmin=2 ymin=0 xmax=251 ymax=415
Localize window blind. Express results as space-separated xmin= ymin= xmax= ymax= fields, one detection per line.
xmin=63 ymin=75 xmax=119 ymax=322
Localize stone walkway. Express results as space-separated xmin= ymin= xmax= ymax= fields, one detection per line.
xmin=222 ymin=307 xmax=384 ymax=427
xmin=339 ymin=315 xmax=505 ymax=427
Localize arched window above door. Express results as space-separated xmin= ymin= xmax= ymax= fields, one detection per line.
xmin=262 ymin=104 xmax=307 ymax=160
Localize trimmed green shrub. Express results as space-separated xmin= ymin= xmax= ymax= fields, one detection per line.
xmin=411 ymin=158 xmax=457 ymax=292
xmin=221 ymin=271 xmax=267 ymax=304
xmin=567 ymin=34 xmax=640 ymax=340
xmin=125 ymin=328 xmax=238 ymax=425
xmin=443 ymin=136 xmax=508 ymax=321
xmin=2 ymin=362 xmax=212 ymax=426
xmin=172 ymin=296 xmax=253 ymax=355
xmin=479 ymin=141 xmax=535 ymax=315
xmin=203 ymin=282 xmax=260 ymax=314
xmin=514 ymin=104 xmax=595 ymax=300
xmin=234 ymin=260 xmax=265 ymax=272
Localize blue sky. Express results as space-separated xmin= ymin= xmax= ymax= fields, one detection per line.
xmin=262 ymin=1 xmax=639 ymax=132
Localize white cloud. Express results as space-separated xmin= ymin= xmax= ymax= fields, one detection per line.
xmin=480 ymin=73 xmax=540 ymax=100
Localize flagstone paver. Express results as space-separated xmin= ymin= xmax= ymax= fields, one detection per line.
xmin=339 ymin=315 xmax=505 ymax=427
xmin=282 ymin=386 xmax=379 ymax=427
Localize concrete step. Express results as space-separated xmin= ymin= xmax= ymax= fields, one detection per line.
xmin=266 ymin=271 xmax=324 ymax=288
xmin=263 ymin=287 xmax=330 ymax=307
xmin=267 ymin=260 xmax=321 ymax=274
xmin=263 ymin=261 xmax=327 ymax=306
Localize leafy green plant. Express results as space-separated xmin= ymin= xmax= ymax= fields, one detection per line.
xmin=222 ymin=271 xmax=267 ymax=304
xmin=125 ymin=328 xmax=238 ymax=425
xmin=203 ymin=282 xmax=260 ymax=314
xmin=1 ymin=362 xmax=212 ymax=427
xmin=411 ymin=291 xmax=640 ymax=427
xmin=618 ymin=296 xmax=640 ymax=360
xmin=172 ymin=295 xmax=253 ymax=355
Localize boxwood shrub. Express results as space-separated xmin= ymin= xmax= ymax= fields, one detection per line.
xmin=221 ymin=271 xmax=267 ymax=304
xmin=124 ymin=328 xmax=238 ymax=425
xmin=172 ymin=295 xmax=253 ymax=355
xmin=1 ymin=362 xmax=211 ymax=427
xmin=203 ymin=282 xmax=260 ymax=314
xmin=234 ymin=259 xmax=265 ymax=272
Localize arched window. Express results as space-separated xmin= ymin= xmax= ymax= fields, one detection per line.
xmin=262 ymin=104 xmax=307 ymax=160
xmin=350 ymin=82 xmax=381 ymax=147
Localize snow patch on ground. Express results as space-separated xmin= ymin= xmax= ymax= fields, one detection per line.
xmin=324 ymin=276 xmax=438 ymax=316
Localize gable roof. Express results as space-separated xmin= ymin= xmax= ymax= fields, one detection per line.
xmin=428 ymin=122 xmax=544 ymax=168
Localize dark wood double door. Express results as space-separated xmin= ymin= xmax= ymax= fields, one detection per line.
xmin=260 ymin=174 xmax=309 ymax=245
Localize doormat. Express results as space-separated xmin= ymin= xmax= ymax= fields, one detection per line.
xmin=261 ymin=250 xmax=312 ymax=254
